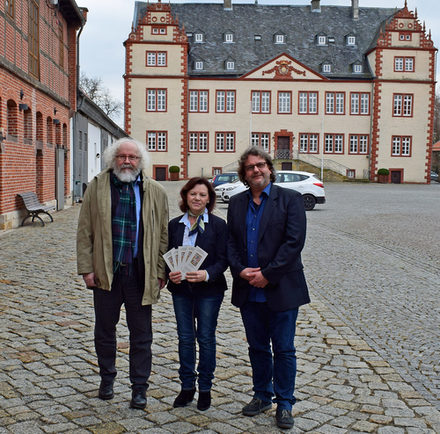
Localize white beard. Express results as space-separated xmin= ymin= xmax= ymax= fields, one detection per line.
xmin=113 ymin=166 xmax=141 ymax=183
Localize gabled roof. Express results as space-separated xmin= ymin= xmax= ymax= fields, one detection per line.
xmin=133 ymin=2 xmax=398 ymax=79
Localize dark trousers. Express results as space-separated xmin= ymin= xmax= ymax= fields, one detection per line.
xmin=240 ymin=301 xmax=299 ymax=410
xmin=93 ymin=268 xmax=152 ymax=391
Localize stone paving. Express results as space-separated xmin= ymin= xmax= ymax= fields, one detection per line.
xmin=0 ymin=181 xmax=439 ymax=433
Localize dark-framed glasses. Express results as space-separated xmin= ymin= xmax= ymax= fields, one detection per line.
xmin=245 ymin=161 xmax=267 ymax=172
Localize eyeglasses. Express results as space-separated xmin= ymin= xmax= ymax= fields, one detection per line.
xmin=244 ymin=161 xmax=267 ymax=172
xmin=115 ymin=155 xmax=140 ymax=162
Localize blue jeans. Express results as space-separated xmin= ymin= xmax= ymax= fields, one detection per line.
xmin=172 ymin=292 xmax=224 ymax=391
xmin=240 ymin=302 xmax=299 ymax=410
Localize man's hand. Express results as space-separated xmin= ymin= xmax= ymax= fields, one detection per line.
xmin=158 ymin=278 xmax=166 ymax=289
xmin=82 ymin=272 xmax=98 ymax=289
xmin=168 ymin=271 xmax=183 ymax=284
xmin=239 ymin=267 xmax=261 ymax=282
xmin=249 ymin=270 xmax=269 ymax=288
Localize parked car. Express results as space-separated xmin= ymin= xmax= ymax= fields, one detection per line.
xmin=218 ymin=170 xmax=326 ymax=211
xmin=215 ymin=178 xmax=245 ymax=199
xmin=211 ymin=172 xmax=238 ymax=187
xmin=430 ymin=170 xmax=439 ymax=183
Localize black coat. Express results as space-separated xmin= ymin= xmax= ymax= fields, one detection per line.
xmin=166 ymin=213 xmax=228 ymax=296
xmin=227 ymin=184 xmax=310 ymax=311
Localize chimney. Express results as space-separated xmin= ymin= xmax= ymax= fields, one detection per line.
xmin=352 ymin=0 xmax=359 ymax=20
xmin=224 ymin=0 xmax=232 ymax=10
xmin=311 ymin=0 xmax=320 ymax=13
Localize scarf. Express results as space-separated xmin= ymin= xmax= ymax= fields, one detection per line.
xmin=188 ymin=212 xmax=205 ymax=236
xmin=111 ymin=173 xmax=137 ymax=271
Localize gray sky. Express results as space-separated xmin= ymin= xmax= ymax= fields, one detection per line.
xmin=78 ymin=0 xmax=439 ymax=127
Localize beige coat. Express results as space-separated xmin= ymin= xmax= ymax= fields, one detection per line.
xmin=76 ymin=168 xmax=169 ymax=305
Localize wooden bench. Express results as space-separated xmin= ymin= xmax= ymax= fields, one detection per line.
xmin=17 ymin=192 xmax=54 ymax=227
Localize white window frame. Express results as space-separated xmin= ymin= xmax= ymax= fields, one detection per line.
xmin=322 ymin=63 xmax=331 ymax=73
xmin=317 ymin=35 xmax=326 ymax=45
xmin=226 ymin=61 xmax=235 ymax=70
xmin=278 ymin=92 xmax=291 ymax=114
xmin=224 ymin=33 xmax=234 ymax=43
xmin=353 ymin=64 xmax=363 ymax=73
xmin=275 ymin=34 xmax=285 ymax=44
xmin=347 ymin=35 xmax=356 ymax=45
xmin=194 ymin=61 xmax=203 ymax=70
xmin=194 ymin=33 xmax=203 ymax=43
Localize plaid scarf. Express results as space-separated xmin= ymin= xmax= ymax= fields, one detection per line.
xmin=111 ymin=173 xmax=137 ymax=271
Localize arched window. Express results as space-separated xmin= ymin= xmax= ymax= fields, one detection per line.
xmin=7 ymin=99 xmax=18 ymax=141
xmin=24 ymin=108 xmax=32 ymax=144
xmin=46 ymin=116 xmax=53 ymax=145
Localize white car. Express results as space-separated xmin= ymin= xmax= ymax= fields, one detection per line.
xmin=215 ymin=179 xmax=247 ymax=200
xmin=219 ymin=170 xmax=326 ymax=211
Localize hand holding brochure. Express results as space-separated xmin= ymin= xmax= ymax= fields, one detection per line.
xmin=163 ymin=246 xmax=207 ymax=279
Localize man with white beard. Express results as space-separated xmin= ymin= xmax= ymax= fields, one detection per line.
xmin=77 ymin=138 xmax=169 ymax=410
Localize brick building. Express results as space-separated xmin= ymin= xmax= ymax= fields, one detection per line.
xmin=124 ymin=0 xmax=437 ymax=184
xmin=0 ymin=0 xmax=85 ymax=229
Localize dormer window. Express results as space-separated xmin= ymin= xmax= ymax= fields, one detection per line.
xmin=317 ymin=35 xmax=327 ymax=46
xmin=352 ymin=63 xmax=363 ymax=74
xmin=224 ymin=32 xmax=234 ymax=43
xmin=194 ymin=61 xmax=204 ymax=70
xmin=322 ymin=63 xmax=332 ymax=73
xmin=225 ymin=60 xmax=235 ymax=70
xmin=194 ymin=32 xmax=204 ymax=43
xmin=274 ymin=34 xmax=286 ymax=44
xmin=347 ymin=35 xmax=356 ymax=46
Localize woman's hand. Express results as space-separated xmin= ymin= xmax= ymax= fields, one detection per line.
xmin=186 ymin=270 xmax=207 ymax=283
xmin=169 ymin=271 xmax=183 ymax=284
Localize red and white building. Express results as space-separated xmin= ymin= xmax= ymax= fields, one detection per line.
xmin=124 ymin=0 xmax=437 ymax=184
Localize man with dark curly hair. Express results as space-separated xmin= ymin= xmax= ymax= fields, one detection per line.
xmin=227 ymin=147 xmax=310 ymax=430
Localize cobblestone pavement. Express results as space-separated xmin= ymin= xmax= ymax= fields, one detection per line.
xmin=0 ymin=181 xmax=439 ymax=433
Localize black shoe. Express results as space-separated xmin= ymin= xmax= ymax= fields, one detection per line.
xmin=130 ymin=389 xmax=147 ymax=409
xmin=173 ymin=388 xmax=196 ymax=408
xmin=242 ymin=397 xmax=272 ymax=416
xmin=197 ymin=390 xmax=211 ymax=411
xmin=98 ymin=381 xmax=114 ymax=400
xmin=276 ymin=408 xmax=294 ymax=429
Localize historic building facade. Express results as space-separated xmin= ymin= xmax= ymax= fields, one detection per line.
xmin=124 ymin=0 xmax=437 ymax=183
xmin=0 ymin=0 xmax=85 ymax=229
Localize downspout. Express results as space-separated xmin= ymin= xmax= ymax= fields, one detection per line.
xmin=72 ymin=21 xmax=84 ymax=203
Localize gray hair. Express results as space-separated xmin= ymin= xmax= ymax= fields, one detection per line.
xmin=103 ymin=137 xmax=150 ymax=171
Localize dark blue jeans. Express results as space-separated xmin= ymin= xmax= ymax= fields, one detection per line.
xmin=172 ymin=292 xmax=224 ymax=391
xmin=240 ymin=301 xmax=299 ymax=410
xmin=93 ymin=268 xmax=152 ymax=391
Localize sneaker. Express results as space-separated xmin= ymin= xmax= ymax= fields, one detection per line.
xmin=242 ymin=397 xmax=272 ymax=416
xmin=276 ymin=408 xmax=294 ymax=429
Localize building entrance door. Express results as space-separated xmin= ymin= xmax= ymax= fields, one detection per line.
xmin=155 ymin=166 xmax=167 ymax=181
xmin=276 ymin=136 xmax=290 ymax=159
xmin=390 ymin=170 xmax=402 ymax=184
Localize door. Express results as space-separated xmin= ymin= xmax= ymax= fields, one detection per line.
xmin=390 ymin=170 xmax=402 ymax=184
xmin=155 ymin=166 xmax=167 ymax=181
xmin=276 ymin=136 xmax=290 ymax=159
xmin=55 ymin=147 xmax=65 ymax=210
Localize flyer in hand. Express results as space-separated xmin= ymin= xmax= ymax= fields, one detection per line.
xmin=163 ymin=246 xmax=207 ymax=279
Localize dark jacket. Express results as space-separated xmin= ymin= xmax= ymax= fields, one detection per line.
xmin=227 ymin=184 xmax=310 ymax=311
xmin=167 ymin=213 xmax=228 ymax=296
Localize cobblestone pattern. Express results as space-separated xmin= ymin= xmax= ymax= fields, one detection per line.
xmin=0 ymin=181 xmax=439 ymax=433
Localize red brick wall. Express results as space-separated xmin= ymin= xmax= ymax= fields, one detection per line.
xmin=0 ymin=0 xmax=80 ymax=222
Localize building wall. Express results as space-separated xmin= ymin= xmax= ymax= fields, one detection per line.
xmin=0 ymin=0 xmax=82 ymax=229
xmin=125 ymin=2 xmax=436 ymax=184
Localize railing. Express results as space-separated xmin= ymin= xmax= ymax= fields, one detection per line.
xmin=274 ymin=149 xmax=294 ymax=160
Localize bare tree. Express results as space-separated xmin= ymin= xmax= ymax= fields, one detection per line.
xmin=80 ymin=72 xmax=123 ymax=121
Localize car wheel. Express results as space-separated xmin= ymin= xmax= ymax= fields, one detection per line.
xmin=302 ymin=194 xmax=316 ymax=211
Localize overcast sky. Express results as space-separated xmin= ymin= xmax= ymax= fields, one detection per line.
xmin=78 ymin=0 xmax=439 ymax=127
